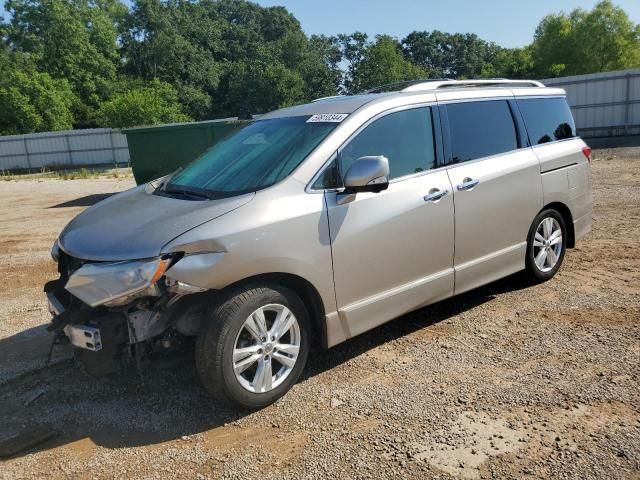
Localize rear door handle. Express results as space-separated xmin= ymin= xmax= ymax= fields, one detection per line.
xmin=457 ymin=177 xmax=480 ymax=191
xmin=424 ymin=188 xmax=449 ymax=202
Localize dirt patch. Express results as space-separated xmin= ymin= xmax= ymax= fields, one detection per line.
xmin=0 ymin=156 xmax=639 ymax=479
xmin=412 ymin=411 xmax=523 ymax=479
xmin=0 ymin=261 xmax=57 ymax=292
xmin=204 ymin=426 xmax=309 ymax=465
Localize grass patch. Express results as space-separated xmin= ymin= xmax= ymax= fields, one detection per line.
xmin=1 ymin=164 xmax=133 ymax=181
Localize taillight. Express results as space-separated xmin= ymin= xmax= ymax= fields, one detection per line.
xmin=582 ymin=146 xmax=592 ymax=163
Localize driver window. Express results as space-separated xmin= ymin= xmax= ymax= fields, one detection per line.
xmin=339 ymin=107 xmax=436 ymax=180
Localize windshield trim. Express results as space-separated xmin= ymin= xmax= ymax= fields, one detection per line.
xmin=161 ymin=183 xmax=269 ymax=201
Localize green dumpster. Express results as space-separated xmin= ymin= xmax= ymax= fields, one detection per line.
xmin=123 ymin=117 xmax=246 ymax=185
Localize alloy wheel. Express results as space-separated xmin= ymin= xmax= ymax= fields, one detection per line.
xmin=232 ymin=304 xmax=301 ymax=393
xmin=532 ymin=217 xmax=563 ymax=273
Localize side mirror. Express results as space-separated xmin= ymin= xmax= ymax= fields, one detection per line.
xmin=343 ymin=155 xmax=390 ymax=193
xmin=337 ymin=156 xmax=390 ymax=205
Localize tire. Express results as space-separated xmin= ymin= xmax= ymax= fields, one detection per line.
xmin=524 ymin=208 xmax=568 ymax=283
xmin=195 ymin=284 xmax=309 ymax=409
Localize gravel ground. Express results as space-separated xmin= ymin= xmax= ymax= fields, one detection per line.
xmin=0 ymin=150 xmax=639 ymax=479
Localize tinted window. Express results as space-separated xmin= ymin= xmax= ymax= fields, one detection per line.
xmin=518 ymin=97 xmax=576 ymax=145
xmin=168 ymin=116 xmax=337 ymax=198
xmin=446 ymin=100 xmax=518 ymax=163
xmin=311 ymin=157 xmax=340 ymax=190
xmin=339 ymin=107 xmax=436 ymax=180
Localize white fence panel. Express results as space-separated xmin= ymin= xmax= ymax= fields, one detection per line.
xmin=544 ymin=68 xmax=640 ymax=140
xmin=0 ymin=128 xmax=129 ymax=170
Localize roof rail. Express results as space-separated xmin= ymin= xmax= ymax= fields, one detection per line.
xmin=311 ymin=95 xmax=344 ymax=103
xmin=402 ymin=79 xmax=545 ymax=92
xmin=363 ymin=78 xmax=450 ymax=94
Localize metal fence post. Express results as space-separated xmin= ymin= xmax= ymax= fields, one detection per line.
xmin=64 ymin=133 xmax=73 ymax=165
xmin=109 ymin=129 xmax=116 ymax=166
xmin=624 ymin=73 xmax=631 ymax=136
xmin=22 ymin=137 xmax=31 ymax=169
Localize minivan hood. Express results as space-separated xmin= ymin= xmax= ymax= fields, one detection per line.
xmin=58 ymin=185 xmax=254 ymax=261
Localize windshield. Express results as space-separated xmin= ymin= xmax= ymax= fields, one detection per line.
xmin=166 ymin=116 xmax=339 ymax=198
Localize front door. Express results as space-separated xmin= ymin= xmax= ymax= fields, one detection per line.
xmin=325 ymin=106 xmax=455 ymax=338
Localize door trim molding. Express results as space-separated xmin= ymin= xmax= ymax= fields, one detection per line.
xmin=541 ymin=162 xmax=578 ymax=174
xmin=455 ymin=242 xmax=527 ymax=272
xmin=341 ymin=267 xmax=454 ymax=314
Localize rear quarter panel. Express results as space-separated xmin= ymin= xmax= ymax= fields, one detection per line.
xmin=533 ymin=138 xmax=593 ymax=239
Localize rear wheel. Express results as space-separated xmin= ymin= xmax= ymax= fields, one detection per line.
xmin=196 ymin=284 xmax=309 ymax=409
xmin=524 ymin=209 xmax=567 ymax=282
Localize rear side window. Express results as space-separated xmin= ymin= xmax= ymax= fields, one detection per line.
xmin=339 ymin=107 xmax=436 ymax=180
xmin=517 ymin=97 xmax=576 ymax=145
xmin=445 ymin=100 xmax=518 ymax=163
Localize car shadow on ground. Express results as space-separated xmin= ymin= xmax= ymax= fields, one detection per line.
xmin=0 ymin=273 xmax=532 ymax=459
xmin=49 ymin=193 xmax=117 ymax=208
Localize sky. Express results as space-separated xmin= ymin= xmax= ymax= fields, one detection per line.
xmin=254 ymin=0 xmax=640 ymax=48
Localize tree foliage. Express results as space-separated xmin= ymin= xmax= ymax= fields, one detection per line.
xmin=4 ymin=0 xmax=127 ymax=125
xmin=334 ymin=32 xmax=369 ymax=92
xmin=214 ymin=60 xmax=305 ymax=117
xmin=348 ymin=35 xmax=427 ymax=93
xmin=119 ymin=0 xmax=335 ymax=119
xmin=0 ymin=52 xmax=76 ymax=135
xmin=532 ymin=0 xmax=640 ymax=77
xmin=95 ymin=79 xmax=191 ymax=128
xmin=0 ymin=0 xmax=638 ymax=134
xmin=490 ymin=47 xmax=535 ymax=79
xmin=402 ymin=30 xmax=502 ymax=79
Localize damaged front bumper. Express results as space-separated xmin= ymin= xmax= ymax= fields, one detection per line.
xmin=48 ymin=287 xmax=101 ymax=351
xmin=63 ymin=323 xmax=103 ymax=351
xmin=45 ymin=278 xmax=130 ymax=375
xmin=45 ymin=251 xmax=208 ymax=376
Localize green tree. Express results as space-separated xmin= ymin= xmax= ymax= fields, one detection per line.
xmin=490 ymin=47 xmax=535 ymax=79
xmin=0 ymin=62 xmax=76 ymax=135
xmin=275 ymin=30 xmax=340 ymax=100
xmin=214 ymin=60 xmax=305 ymax=118
xmin=532 ymin=0 xmax=640 ymax=77
xmin=119 ymin=0 xmax=224 ymax=119
xmin=335 ymin=32 xmax=369 ymax=92
xmin=402 ymin=30 xmax=501 ymax=79
xmin=120 ymin=0 xmax=337 ymax=119
xmin=301 ymin=35 xmax=342 ymax=100
xmin=349 ymin=36 xmax=427 ymax=93
xmin=4 ymin=0 xmax=127 ymax=126
xmin=95 ymin=79 xmax=191 ymax=128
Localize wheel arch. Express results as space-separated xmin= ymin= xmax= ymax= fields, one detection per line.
xmin=219 ymin=272 xmax=328 ymax=349
xmin=541 ymin=202 xmax=575 ymax=248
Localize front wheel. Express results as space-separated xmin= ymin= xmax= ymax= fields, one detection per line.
xmin=195 ymin=284 xmax=309 ymax=409
xmin=524 ymin=209 xmax=567 ymax=283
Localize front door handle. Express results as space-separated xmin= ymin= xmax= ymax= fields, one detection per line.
xmin=457 ymin=177 xmax=480 ymax=191
xmin=424 ymin=188 xmax=449 ymax=202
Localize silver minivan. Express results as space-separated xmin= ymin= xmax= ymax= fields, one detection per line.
xmin=46 ymin=79 xmax=593 ymax=408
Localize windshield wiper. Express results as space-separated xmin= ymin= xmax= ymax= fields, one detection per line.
xmin=164 ymin=185 xmax=213 ymax=200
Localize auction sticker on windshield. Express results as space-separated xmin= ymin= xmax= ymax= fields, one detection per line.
xmin=306 ymin=113 xmax=348 ymax=123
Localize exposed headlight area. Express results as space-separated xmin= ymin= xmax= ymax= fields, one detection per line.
xmin=64 ymin=256 xmax=171 ymax=307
